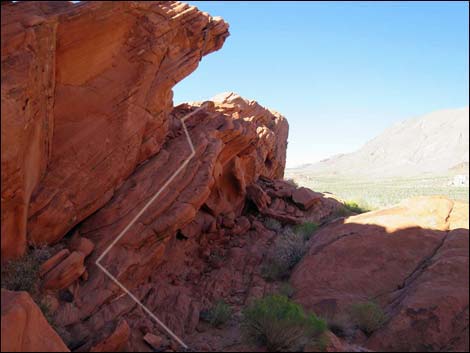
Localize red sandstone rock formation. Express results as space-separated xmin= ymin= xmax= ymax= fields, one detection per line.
xmin=2 ymin=2 xmax=469 ymax=353
xmin=1 ymin=0 xmax=229 ymax=260
xmin=1 ymin=289 xmax=69 ymax=352
xmin=247 ymin=176 xmax=342 ymax=224
xmin=70 ymin=94 xmax=290 ymax=326
xmin=292 ymin=196 xmax=469 ymax=352
xmin=90 ymin=320 xmax=131 ymax=352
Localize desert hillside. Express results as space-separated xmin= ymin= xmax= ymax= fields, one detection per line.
xmin=295 ymin=107 xmax=469 ymax=177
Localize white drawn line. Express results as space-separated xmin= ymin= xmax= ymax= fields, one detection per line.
xmin=95 ymin=103 xmax=207 ymax=350
xmin=95 ymin=262 xmax=188 ymax=349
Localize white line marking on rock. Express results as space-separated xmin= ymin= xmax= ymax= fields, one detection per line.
xmin=95 ymin=104 xmax=206 ymax=350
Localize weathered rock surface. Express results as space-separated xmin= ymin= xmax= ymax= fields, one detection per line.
xmin=247 ymin=176 xmax=343 ymax=224
xmin=1 ymin=0 xmax=229 ymax=260
xmin=292 ymin=196 xmax=469 ymax=352
xmin=56 ymin=173 xmax=343 ymax=351
xmin=90 ymin=320 xmax=130 ymax=352
xmin=68 ymin=94 xmax=289 ymax=329
xmin=42 ymin=251 xmax=86 ymax=291
xmin=39 ymin=248 xmax=70 ymax=277
xmin=69 ymin=234 xmax=95 ymax=258
xmin=1 ymin=289 xmax=69 ymax=352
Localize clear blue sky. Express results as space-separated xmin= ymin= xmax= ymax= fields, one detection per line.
xmin=174 ymin=1 xmax=469 ymax=167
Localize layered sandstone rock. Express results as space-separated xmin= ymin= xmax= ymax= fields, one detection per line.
xmin=292 ymin=196 xmax=469 ymax=352
xmin=69 ymin=94 xmax=289 ymax=325
xmin=3 ymin=2 xmax=468 ymax=353
xmin=246 ymin=176 xmax=343 ymax=224
xmin=42 ymin=251 xmax=86 ymax=291
xmin=1 ymin=1 xmax=229 ymax=260
xmin=1 ymin=289 xmax=69 ymax=352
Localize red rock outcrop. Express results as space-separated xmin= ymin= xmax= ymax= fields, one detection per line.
xmin=1 ymin=1 xmax=229 ymax=260
xmin=4 ymin=2 xmax=468 ymax=353
xmin=291 ymin=196 xmax=469 ymax=352
xmin=90 ymin=320 xmax=131 ymax=352
xmin=69 ymin=93 xmax=289 ymax=324
xmin=52 ymin=159 xmax=343 ymax=351
xmin=1 ymin=289 xmax=69 ymax=352
xmin=42 ymin=251 xmax=86 ymax=291
xmin=247 ymin=176 xmax=343 ymax=224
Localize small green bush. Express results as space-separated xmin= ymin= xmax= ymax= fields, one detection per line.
xmin=200 ymin=300 xmax=232 ymax=328
xmin=333 ymin=207 xmax=350 ymax=218
xmin=0 ymin=247 xmax=50 ymax=293
xmin=1 ymin=247 xmax=70 ymax=342
xmin=326 ymin=313 xmax=354 ymax=338
xmin=293 ymin=222 xmax=318 ymax=240
xmin=261 ymin=229 xmax=306 ymax=281
xmin=278 ymin=282 xmax=295 ymax=298
xmin=264 ymin=217 xmax=283 ymax=232
xmin=37 ymin=299 xmax=56 ymax=327
xmin=349 ymin=301 xmax=386 ymax=335
xmin=343 ymin=201 xmax=369 ymax=214
xmin=38 ymin=298 xmax=71 ymax=345
xmin=242 ymin=295 xmax=326 ymax=352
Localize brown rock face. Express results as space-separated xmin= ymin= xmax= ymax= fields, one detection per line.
xmin=1 ymin=1 xmax=229 ymax=260
xmin=1 ymin=289 xmax=69 ymax=352
xmin=291 ymin=197 xmax=469 ymax=352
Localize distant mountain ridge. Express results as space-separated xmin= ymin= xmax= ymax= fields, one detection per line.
xmin=293 ymin=107 xmax=469 ymax=177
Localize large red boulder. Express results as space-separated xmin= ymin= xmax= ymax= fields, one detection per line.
xmin=1 ymin=289 xmax=69 ymax=352
xmin=291 ymin=197 xmax=469 ymax=351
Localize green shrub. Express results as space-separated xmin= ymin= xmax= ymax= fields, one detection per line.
xmin=326 ymin=313 xmax=354 ymax=338
xmin=261 ymin=262 xmax=286 ymax=283
xmin=264 ymin=217 xmax=283 ymax=232
xmin=37 ymin=299 xmax=56 ymax=327
xmin=304 ymin=333 xmax=329 ymax=352
xmin=349 ymin=301 xmax=386 ymax=335
xmin=261 ymin=229 xmax=306 ymax=281
xmin=333 ymin=207 xmax=350 ymax=218
xmin=0 ymin=247 xmax=50 ymax=293
xmin=293 ymin=222 xmax=318 ymax=240
xmin=37 ymin=297 xmax=71 ymax=345
xmin=343 ymin=201 xmax=369 ymax=214
xmin=242 ymin=295 xmax=326 ymax=352
xmin=0 ymin=247 xmax=71 ymax=342
xmin=200 ymin=300 xmax=232 ymax=328
xmin=278 ymin=282 xmax=295 ymax=298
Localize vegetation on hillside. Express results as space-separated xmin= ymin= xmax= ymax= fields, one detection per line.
xmin=286 ymin=174 xmax=469 ymax=209
xmin=242 ymin=295 xmax=326 ymax=352
xmin=201 ymin=300 xmax=233 ymax=328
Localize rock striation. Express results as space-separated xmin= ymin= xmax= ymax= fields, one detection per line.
xmin=66 ymin=92 xmax=290 ymax=329
xmin=1 ymin=0 xmax=229 ymax=260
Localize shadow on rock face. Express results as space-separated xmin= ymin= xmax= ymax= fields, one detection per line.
xmin=291 ymin=197 xmax=469 ymax=352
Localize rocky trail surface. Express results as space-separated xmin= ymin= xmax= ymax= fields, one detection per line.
xmin=1 ymin=1 xmax=469 ymax=352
